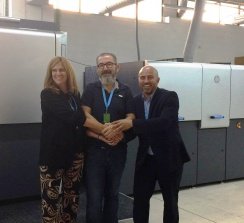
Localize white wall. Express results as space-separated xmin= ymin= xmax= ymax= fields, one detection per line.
xmin=57 ymin=11 xmax=244 ymax=86
xmin=10 ymin=3 xmax=244 ymax=88
xmin=195 ymin=23 xmax=244 ymax=63
xmin=59 ymin=12 xmax=244 ymax=65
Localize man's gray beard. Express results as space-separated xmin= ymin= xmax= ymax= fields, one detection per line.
xmin=100 ymin=75 xmax=116 ymax=86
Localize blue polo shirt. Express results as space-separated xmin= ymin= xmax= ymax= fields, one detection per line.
xmin=81 ymin=80 xmax=134 ymax=148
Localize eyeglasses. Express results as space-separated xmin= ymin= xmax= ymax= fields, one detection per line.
xmin=97 ymin=62 xmax=116 ymax=69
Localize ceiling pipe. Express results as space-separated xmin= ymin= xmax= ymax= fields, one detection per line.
xmin=162 ymin=3 xmax=193 ymax=11
xmin=99 ymin=0 xmax=143 ymax=14
xmin=135 ymin=0 xmax=140 ymax=61
xmin=183 ymin=0 xmax=205 ymax=62
xmin=26 ymin=0 xmax=49 ymax=6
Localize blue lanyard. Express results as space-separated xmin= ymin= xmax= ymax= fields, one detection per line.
xmin=102 ymin=87 xmax=115 ymax=112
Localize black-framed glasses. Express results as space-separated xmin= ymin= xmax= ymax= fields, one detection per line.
xmin=97 ymin=62 xmax=116 ymax=69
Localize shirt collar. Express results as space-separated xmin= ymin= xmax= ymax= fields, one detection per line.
xmin=142 ymin=89 xmax=156 ymax=101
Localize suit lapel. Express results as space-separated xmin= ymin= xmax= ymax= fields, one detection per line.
xmin=148 ymin=88 xmax=160 ymax=119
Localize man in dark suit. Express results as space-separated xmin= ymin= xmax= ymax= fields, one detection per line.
xmin=112 ymin=65 xmax=190 ymax=223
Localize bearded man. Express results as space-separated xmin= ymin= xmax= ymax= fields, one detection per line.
xmin=81 ymin=52 xmax=135 ymax=223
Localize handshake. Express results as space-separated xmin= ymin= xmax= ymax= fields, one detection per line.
xmin=87 ymin=118 xmax=133 ymax=146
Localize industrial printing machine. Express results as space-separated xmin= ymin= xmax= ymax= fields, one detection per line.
xmin=1 ymin=25 xmax=244 ymax=200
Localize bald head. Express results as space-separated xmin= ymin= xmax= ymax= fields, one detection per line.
xmin=138 ymin=65 xmax=159 ymax=78
xmin=138 ymin=65 xmax=160 ymax=97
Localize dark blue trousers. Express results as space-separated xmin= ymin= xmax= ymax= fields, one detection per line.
xmin=85 ymin=145 xmax=127 ymax=223
xmin=133 ymin=154 xmax=183 ymax=223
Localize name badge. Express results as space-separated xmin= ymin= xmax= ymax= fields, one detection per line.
xmin=103 ymin=113 xmax=111 ymax=123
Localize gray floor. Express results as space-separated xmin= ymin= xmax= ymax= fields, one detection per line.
xmin=120 ymin=179 xmax=244 ymax=223
xmin=0 ymin=192 xmax=133 ymax=223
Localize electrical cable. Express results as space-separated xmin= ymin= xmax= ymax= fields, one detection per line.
xmin=135 ymin=0 xmax=141 ymax=61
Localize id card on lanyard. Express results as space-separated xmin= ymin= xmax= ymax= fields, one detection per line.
xmin=102 ymin=87 xmax=115 ymax=123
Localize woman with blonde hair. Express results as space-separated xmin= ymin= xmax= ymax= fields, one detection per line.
xmin=39 ymin=56 xmax=102 ymax=223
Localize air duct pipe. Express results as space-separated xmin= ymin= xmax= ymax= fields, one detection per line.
xmin=99 ymin=0 xmax=143 ymax=14
xmin=183 ymin=0 xmax=205 ymax=62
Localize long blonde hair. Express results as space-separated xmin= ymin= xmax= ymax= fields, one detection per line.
xmin=44 ymin=56 xmax=79 ymax=95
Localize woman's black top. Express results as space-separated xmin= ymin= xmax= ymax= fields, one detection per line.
xmin=39 ymin=88 xmax=86 ymax=169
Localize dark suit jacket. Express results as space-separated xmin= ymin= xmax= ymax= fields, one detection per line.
xmin=39 ymin=88 xmax=86 ymax=170
xmin=133 ymin=88 xmax=190 ymax=174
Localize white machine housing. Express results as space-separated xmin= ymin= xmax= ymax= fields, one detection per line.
xmin=148 ymin=61 xmax=243 ymax=129
xmin=0 ymin=28 xmax=67 ymax=124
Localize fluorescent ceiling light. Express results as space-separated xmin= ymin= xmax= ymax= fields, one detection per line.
xmin=0 ymin=28 xmax=55 ymax=37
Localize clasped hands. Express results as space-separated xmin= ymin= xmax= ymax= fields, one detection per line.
xmin=99 ymin=119 xmax=133 ymax=146
xmin=86 ymin=118 xmax=132 ymax=146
